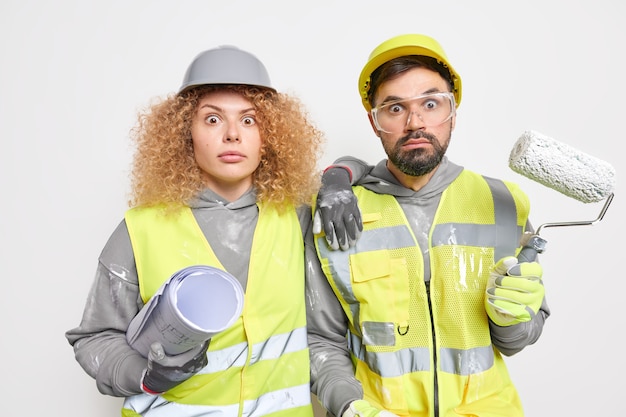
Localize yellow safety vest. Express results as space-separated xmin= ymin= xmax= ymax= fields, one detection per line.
xmin=315 ymin=171 xmax=530 ymax=417
xmin=121 ymin=204 xmax=313 ymax=417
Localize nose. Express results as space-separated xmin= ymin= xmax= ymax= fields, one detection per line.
xmin=405 ymin=110 xmax=426 ymax=131
xmin=224 ymin=121 xmax=241 ymax=142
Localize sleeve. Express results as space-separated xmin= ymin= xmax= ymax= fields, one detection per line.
xmin=489 ymin=299 xmax=550 ymax=356
xmin=65 ymin=219 xmax=147 ymax=397
xmin=489 ymin=218 xmax=551 ymax=356
xmin=303 ymin=219 xmax=363 ymax=417
xmin=330 ymin=156 xmax=374 ymax=185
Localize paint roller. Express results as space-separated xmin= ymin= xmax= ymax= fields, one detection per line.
xmin=508 ymin=130 xmax=616 ymax=262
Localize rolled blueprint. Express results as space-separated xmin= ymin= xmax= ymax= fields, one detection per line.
xmin=126 ymin=265 xmax=244 ymax=357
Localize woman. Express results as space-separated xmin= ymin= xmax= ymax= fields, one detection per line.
xmin=66 ymin=45 xmax=324 ymax=417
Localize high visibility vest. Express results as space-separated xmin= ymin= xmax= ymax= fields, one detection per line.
xmin=121 ymin=204 xmax=313 ymax=417
xmin=315 ymin=171 xmax=530 ymax=417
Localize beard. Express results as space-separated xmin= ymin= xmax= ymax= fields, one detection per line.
xmin=384 ymin=130 xmax=450 ymax=177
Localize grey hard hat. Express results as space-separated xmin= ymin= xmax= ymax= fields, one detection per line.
xmin=178 ymin=45 xmax=274 ymax=94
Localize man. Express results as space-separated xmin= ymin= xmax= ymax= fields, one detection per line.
xmin=306 ymin=34 xmax=550 ymax=417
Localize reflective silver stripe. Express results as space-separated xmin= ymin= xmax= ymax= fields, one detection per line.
xmin=349 ymin=331 xmax=430 ymax=377
xmin=485 ymin=177 xmax=521 ymax=260
xmin=432 ymin=223 xmax=497 ymax=246
xmin=199 ymin=340 xmax=248 ymax=374
xmin=243 ymin=383 xmax=311 ymax=416
xmin=439 ymin=345 xmax=494 ymax=375
xmin=197 ymin=326 xmax=308 ymax=375
xmin=350 ymin=332 xmax=494 ymax=377
xmin=317 ymin=234 xmax=355 ymax=303
xmin=362 ymin=321 xmax=396 ymax=346
xmin=250 ymin=325 xmax=307 ymax=361
xmin=123 ymin=383 xmax=311 ymax=416
xmin=432 ymin=178 xmax=521 ymax=260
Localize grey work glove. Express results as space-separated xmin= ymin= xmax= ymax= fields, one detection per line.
xmin=141 ymin=341 xmax=209 ymax=395
xmin=313 ymin=166 xmax=363 ymax=251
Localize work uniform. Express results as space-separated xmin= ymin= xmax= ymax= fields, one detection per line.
xmin=305 ymin=157 xmax=550 ymax=417
xmin=66 ymin=188 xmax=314 ymax=417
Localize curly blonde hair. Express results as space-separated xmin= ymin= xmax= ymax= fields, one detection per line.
xmin=129 ymin=85 xmax=324 ymax=211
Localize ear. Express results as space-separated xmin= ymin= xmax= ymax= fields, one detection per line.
xmin=450 ymin=110 xmax=457 ymax=131
xmin=367 ymin=113 xmax=381 ymax=137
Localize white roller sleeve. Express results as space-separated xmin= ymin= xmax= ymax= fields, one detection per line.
xmin=509 ymin=130 xmax=616 ymax=203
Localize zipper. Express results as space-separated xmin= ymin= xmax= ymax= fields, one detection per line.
xmin=426 ymin=280 xmax=439 ymax=417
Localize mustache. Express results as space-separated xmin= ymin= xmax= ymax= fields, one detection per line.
xmin=397 ymin=130 xmax=437 ymax=145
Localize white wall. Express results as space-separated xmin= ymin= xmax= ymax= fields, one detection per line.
xmin=1 ymin=0 xmax=623 ymax=415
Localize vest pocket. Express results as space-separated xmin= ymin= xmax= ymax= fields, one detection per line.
xmin=350 ymin=250 xmax=410 ymax=346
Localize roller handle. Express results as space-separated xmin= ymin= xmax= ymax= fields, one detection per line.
xmin=508 ymin=234 xmax=547 ymax=276
xmin=517 ymin=234 xmax=548 ymax=263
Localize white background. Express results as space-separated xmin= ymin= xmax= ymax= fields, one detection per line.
xmin=1 ymin=1 xmax=623 ymax=415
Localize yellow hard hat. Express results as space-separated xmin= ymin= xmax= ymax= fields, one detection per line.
xmin=358 ymin=34 xmax=462 ymax=111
